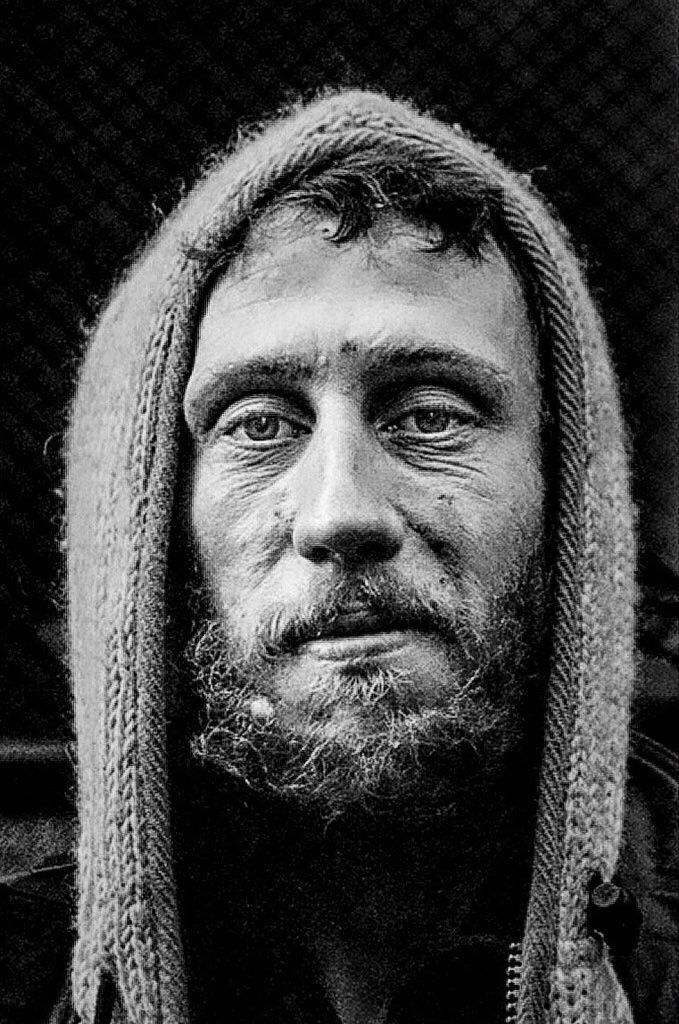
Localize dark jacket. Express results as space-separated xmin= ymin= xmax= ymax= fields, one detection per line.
xmin=1 ymin=726 xmax=677 ymax=1024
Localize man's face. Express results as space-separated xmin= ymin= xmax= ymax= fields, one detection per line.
xmin=183 ymin=214 xmax=546 ymax=816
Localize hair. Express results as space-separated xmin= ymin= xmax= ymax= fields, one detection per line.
xmin=186 ymin=153 xmax=506 ymax=278
xmin=269 ymin=157 xmax=496 ymax=257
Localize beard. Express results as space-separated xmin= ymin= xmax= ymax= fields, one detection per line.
xmin=185 ymin=558 xmax=547 ymax=823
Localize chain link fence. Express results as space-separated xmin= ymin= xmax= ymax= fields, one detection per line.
xmin=1 ymin=0 xmax=677 ymax=743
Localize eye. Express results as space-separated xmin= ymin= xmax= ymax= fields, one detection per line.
xmin=215 ymin=396 xmax=312 ymax=447
xmin=394 ymin=408 xmax=466 ymax=436
xmin=379 ymin=387 xmax=479 ymax=440
xmin=232 ymin=414 xmax=303 ymax=442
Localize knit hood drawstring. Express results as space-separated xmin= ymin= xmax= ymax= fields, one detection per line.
xmin=67 ymin=89 xmax=635 ymax=1023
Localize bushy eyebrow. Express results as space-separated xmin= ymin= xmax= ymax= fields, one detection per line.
xmin=183 ymin=339 xmax=514 ymax=434
xmin=360 ymin=340 xmax=513 ymax=408
xmin=184 ymin=355 xmax=316 ymax=433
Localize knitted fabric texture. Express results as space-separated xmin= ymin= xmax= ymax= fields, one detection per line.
xmin=67 ymin=90 xmax=635 ymax=1023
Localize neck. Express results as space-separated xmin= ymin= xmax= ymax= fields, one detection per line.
xmin=275 ymin=759 xmax=535 ymax=1023
xmin=294 ymin=818 xmax=509 ymax=1023
xmin=180 ymin=749 xmax=538 ymax=1024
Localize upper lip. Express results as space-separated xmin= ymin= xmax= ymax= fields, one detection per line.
xmin=309 ymin=609 xmax=401 ymax=640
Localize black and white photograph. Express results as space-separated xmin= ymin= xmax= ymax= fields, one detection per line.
xmin=1 ymin=2 xmax=677 ymax=1021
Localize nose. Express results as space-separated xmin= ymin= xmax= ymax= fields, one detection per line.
xmin=292 ymin=421 xmax=405 ymax=566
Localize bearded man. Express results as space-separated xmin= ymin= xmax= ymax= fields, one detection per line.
xmin=59 ymin=91 xmax=678 ymax=1023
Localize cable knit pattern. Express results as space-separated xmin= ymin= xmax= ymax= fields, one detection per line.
xmin=66 ymin=90 xmax=635 ymax=1023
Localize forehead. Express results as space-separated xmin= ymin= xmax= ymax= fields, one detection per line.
xmin=188 ymin=214 xmax=538 ymax=414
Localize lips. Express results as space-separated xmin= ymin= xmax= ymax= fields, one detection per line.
xmin=297 ymin=607 xmax=420 ymax=661
xmin=300 ymin=631 xmax=415 ymax=661
xmin=316 ymin=609 xmax=399 ymax=639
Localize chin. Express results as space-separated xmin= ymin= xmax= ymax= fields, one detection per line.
xmin=193 ymin=658 xmax=517 ymax=822
xmin=187 ymin=610 xmax=535 ymax=821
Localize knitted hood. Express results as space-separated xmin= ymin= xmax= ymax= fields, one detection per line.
xmin=67 ymin=90 xmax=635 ymax=1023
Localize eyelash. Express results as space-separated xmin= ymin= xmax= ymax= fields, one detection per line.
xmin=378 ymin=389 xmax=479 ymax=438
xmin=224 ymin=415 xmax=309 ymax=443
xmin=214 ymin=395 xmax=311 ymax=446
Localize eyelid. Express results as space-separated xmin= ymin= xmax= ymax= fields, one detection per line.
xmin=213 ymin=393 xmax=313 ymax=434
xmin=376 ymin=384 xmax=481 ymax=428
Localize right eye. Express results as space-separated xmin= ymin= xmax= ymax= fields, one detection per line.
xmin=227 ymin=413 xmax=307 ymax=443
xmin=214 ymin=395 xmax=312 ymax=447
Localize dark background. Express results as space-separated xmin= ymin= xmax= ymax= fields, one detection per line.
xmin=1 ymin=0 xmax=677 ymax=779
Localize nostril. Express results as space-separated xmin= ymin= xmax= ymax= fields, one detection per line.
xmin=300 ymin=535 xmax=400 ymax=566
xmin=347 ymin=539 xmax=402 ymax=565
xmin=306 ymin=543 xmax=340 ymax=565
xmin=356 ymin=538 xmax=400 ymax=563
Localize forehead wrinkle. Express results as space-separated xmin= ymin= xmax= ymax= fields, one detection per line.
xmin=203 ymin=286 xmax=304 ymax=315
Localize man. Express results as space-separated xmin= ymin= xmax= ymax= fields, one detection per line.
xmin=60 ymin=90 xmax=677 ymax=1023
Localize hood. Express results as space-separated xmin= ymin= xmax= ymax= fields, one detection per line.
xmin=67 ymin=89 xmax=635 ymax=1023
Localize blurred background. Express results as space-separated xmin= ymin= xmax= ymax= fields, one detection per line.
xmin=1 ymin=0 xmax=677 ymax=830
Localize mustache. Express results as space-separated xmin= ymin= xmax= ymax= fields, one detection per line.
xmin=249 ymin=573 xmax=484 ymax=658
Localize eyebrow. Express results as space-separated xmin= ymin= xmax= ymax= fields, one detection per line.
xmin=364 ymin=338 xmax=511 ymax=392
xmin=184 ymin=337 xmax=514 ymax=432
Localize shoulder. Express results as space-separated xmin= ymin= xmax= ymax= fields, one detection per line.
xmin=614 ymin=557 xmax=679 ymax=1019
xmin=0 ymin=838 xmax=75 ymax=1023
xmin=616 ymin=730 xmax=679 ymax=1021
xmin=623 ymin=728 xmax=679 ymax=905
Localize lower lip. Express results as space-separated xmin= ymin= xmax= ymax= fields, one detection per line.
xmin=299 ymin=631 xmax=415 ymax=661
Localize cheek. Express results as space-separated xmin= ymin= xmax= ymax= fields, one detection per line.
xmin=190 ymin=457 xmax=293 ymax=603
xmin=401 ymin=444 xmax=544 ymax=582
xmin=461 ymin=454 xmax=545 ymax=578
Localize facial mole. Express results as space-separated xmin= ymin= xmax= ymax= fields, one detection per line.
xmin=249 ymin=696 xmax=275 ymax=722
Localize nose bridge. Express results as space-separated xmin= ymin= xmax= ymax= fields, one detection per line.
xmin=317 ymin=408 xmax=373 ymax=500
xmin=292 ymin=403 xmax=403 ymax=564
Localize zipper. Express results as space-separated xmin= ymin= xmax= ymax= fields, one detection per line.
xmin=505 ymin=941 xmax=522 ymax=1024
xmin=93 ymin=970 xmax=117 ymax=1024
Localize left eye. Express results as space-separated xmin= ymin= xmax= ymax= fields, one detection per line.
xmin=385 ymin=406 xmax=471 ymax=437
xmin=228 ymin=414 xmax=305 ymax=443
xmin=401 ymin=409 xmax=459 ymax=434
